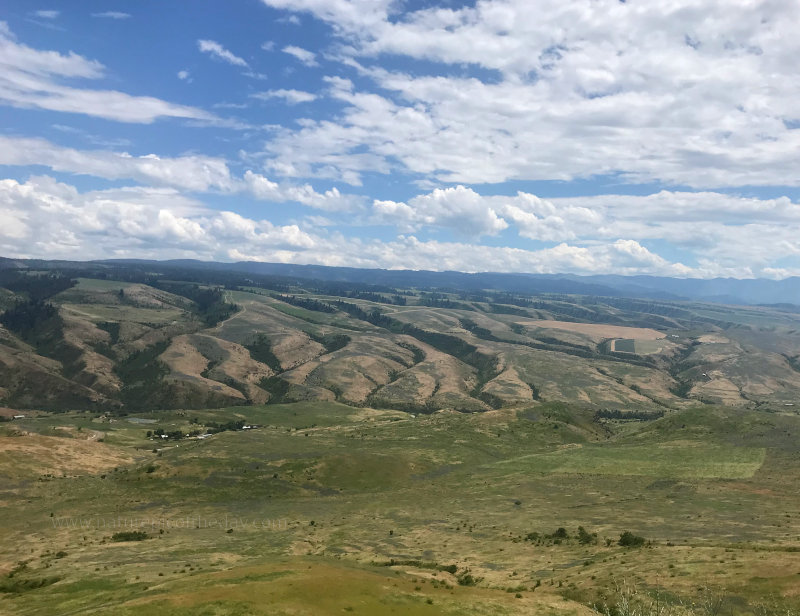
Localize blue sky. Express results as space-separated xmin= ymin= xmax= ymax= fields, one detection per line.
xmin=1 ymin=0 xmax=800 ymax=278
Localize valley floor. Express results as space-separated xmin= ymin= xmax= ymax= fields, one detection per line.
xmin=2 ymin=401 xmax=800 ymax=615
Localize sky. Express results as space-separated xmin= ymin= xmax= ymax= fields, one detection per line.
xmin=1 ymin=0 xmax=799 ymax=279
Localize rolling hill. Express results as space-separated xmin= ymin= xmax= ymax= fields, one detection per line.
xmin=2 ymin=259 xmax=800 ymax=414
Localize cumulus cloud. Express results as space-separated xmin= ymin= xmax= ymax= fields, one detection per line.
xmin=0 ymin=22 xmax=216 ymax=124
xmin=2 ymin=133 xmax=797 ymax=274
xmin=369 ymin=185 xmax=800 ymax=273
xmin=0 ymin=176 xmax=317 ymax=261
xmin=373 ymin=185 xmax=507 ymax=237
xmin=0 ymin=175 xmax=715 ymax=276
xmin=243 ymin=170 xmax=364 ymax=212
xmin=263 ymin=0 xmax=392 ymax=30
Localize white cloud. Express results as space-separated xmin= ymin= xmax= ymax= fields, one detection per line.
xmin=2 ymin=133 xmax=797 ymax=274
xmin=197 ymin=39 xmax=249 ymax=67
xmin=212 ymin=101 xmax=248 ymax=109
xmin=177 ymin=70 xmax=191 ymax=81
xmin=370 ymin=185 xmax=800 ymax=273
xmin=0 ymin=24 xmax=104 ymax=78
xmin=91 ymin=12 xmax=131 ymax=19
xmin=243 ymin=170 xmax=364 ymax=212
xmin=0 ymin=23 xmax=216 ymax=124
xmin=257 ymin=1 xmax=800 ymax=189
xmin=252 ymin=89 xmax=317 ymax=104
xmin=0 ymin=176 xmax=319 ymax=260
xmin=277 ymin=14 xmax=301 ymax=26
xmin=373 ymin=185 xmax=507 ymax=237
xmin=33 ymin=10 xmax=59 ymax=19
xmin=0 ymin=175 xmax=704 ymax=276
xmin=282 ymin=45 xmax=318 ymax=67
xmin=4 ymin=174 xmax=798 ymax=278
xmin=0 ymin=136 xmax=235 ymax=192
xmin=263 ymin=0 xmax=392 ymax=30
xmin=0 ymin=136 xmax=365 ymax=211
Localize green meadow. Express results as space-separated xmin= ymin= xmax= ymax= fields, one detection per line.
xmin=2 ymin=402 xmax=800 ymax=615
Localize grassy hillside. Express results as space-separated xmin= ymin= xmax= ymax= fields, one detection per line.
xmin=3 ymin=265 xmax=800 ymax=413
xmin=1 ymin=402 xmax=799 ymax=614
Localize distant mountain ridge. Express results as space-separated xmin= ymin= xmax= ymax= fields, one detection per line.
xmin=1 ymin=256 xmax=799 ymax=306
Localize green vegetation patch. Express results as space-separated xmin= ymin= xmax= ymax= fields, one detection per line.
xmin=613 ymin=338 xmax=636 ymax=353
xmin=495 ymin=441 xmax=766 ymax=479
xmin=111 ymin=530 xmax=149 ymax=542
xmin=245 ymin=334 xmax=282 ymax=372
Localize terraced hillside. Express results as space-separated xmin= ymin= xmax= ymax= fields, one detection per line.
xmin=3 ymin=263 xmax=800 ymax=413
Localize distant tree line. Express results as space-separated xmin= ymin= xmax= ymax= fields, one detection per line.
xmin=578 ymin=295 xmax=693 ymax=319
xmin=486 ymin=303 xmax=531 ymax=316
xmin=594 ymin=409 xmax=664 ymax=421
xmin=0 ymin=271 xmax=76 ymax=301
xmin=419 ymin=297 xmax=474 ymax=311
xmin=327 ymin=290 xmax=407 ymax=305
xmin=0 ymin=299 xmax=60 ymax=342
xmin=147 ymin=419 xmax=246 ymax=441
xmin=275 ymin=294 xmax=336 ymax=313
xmin=153 ymin=283 xmax=237 ymax=326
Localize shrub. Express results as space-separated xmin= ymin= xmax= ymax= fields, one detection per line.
xmin=550 ymin=527 xmax=569 ymax=539
xmin=457 ymin=572 xmax=483 ymax=586
xmin=577 ymin=526 xmax=597 ymax=545
xmin=618 ymin=531 xmax=646 ymax=547
xmin=111 ymin=531 xmax=148 ymax=542
xmin=0 ymin=576 xmax=60 ymax=593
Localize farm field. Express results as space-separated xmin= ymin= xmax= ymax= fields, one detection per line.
xmin=611 ymin=339 xmax=667 ymax=354
xmin=522 ymin=320 xmax=666 ymax=341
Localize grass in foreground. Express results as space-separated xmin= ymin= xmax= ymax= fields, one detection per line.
xmin=1 ymin=403 xmax=799 ymax=615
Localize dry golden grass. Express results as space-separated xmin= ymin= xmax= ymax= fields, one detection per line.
xmin=0 ymin=433 xmax=133 ymax=478
xmin=159 ymin=335 xmax=246 ymax=401
xmin=521 ymin=320 xmax=665 ymax=341
xmin=690 ymin=374 xmax=747 ymax=406
xmin=120 ymin=559 xmax=594 ymax=616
